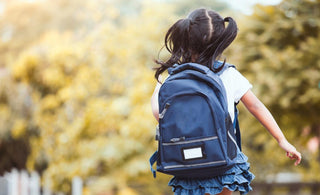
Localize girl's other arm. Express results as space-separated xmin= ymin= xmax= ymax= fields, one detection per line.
xmin=241 ymin=90 xmax=302 ymax=166
xmin=151 ymin=80 xmax=161 ymax=122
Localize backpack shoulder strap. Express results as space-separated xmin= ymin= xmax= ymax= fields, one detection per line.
xmin=234 ymin=103 xmax=242 ymax=151
xmin=215 ymin=61 xmax=236 ymax=76
xmin=168 ymin=61 xmax=236 ymax=76
xmin=215 ymin=62 xmax=241 ymax=150
xmin=168 ymin=63 xmax=210 ymax=75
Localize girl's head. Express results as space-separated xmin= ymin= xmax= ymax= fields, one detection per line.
xmin=155 ymin=8 xmax=238 ymax=81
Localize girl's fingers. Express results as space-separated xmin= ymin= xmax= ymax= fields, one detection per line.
xmin=295 ymin=151 xmax=302 ymax=166
xmin=280 ymin=141 xmax=301 ymax=166
xmin=287 ymin=151 xmax=301 ymax=166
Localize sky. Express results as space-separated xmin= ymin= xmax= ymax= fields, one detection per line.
xmin=224 ymin=0 xmax=282 ymax=14
xmin=0 ymin=0 xmax=284 ymax=16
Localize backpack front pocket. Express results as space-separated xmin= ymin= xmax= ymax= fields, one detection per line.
xmin=160 ymin=135 xmax=227 ymax=171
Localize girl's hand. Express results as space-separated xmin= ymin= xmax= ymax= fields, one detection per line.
xmin=278 ymin=139 xmax=302 ymax=166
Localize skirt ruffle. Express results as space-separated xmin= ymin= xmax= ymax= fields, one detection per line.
xmin=168 ymin=150 xmax=255 ymax=195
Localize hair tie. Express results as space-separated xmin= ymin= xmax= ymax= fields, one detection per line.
xmin=224 ymin=17 xmax=230 ymax=22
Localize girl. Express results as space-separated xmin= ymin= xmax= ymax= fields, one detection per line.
xmin=151 ymin=8 xmax=301 ymax=195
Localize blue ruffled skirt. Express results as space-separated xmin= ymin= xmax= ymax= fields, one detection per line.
xmin=168 ymin=148 xmax=255 ymax=195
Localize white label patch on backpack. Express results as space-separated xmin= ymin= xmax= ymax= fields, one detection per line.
xmin=182 ymin=146 xmax=205 ymax=160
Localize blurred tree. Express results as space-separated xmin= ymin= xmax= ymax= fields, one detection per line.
xmin=0 ymin=0 xmax=176 ymax=194
xmin=0 ymin=0 xmax=95 ymax=66
xmin=228 ymin=0 xmax=320 ymax=180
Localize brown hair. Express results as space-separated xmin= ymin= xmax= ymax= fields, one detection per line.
xmin=155 ymin=8 xmax=238 ymax=81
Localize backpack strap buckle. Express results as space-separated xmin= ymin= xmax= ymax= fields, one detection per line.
xmin=155 ymin=125 xmax=160 ymax=141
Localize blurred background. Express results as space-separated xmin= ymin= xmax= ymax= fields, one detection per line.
xmin=0 ymin=0 xmax=319 ymax=194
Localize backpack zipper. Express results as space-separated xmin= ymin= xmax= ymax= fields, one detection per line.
xmin=164 ymin=160 xmax=226 ymax=170
xmin=159 ymin=103 xmax=170 ymax=119
xmin=163 ymin=136 xmax=218 ymax=146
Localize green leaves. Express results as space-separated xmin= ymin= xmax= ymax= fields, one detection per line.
xmin=230 ymin=0 xmax=320 ymax=180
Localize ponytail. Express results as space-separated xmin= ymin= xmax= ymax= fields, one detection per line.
xmin=211 ymin=17 xmax=237 ymax=70
xmin=155 ymin=18 xmax=192 ymax=82
xmin=197 ymin=17 xmax=238 ymax=72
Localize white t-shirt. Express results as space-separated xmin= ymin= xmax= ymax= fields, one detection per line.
xmin=219 ymin=67 xmax=252 ymax=122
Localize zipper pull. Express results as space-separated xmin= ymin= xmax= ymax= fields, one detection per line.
xmin=159 ymin=103 xmax=170 ymax=119
xmin=170 ymin=136 xmax=186 ymax=143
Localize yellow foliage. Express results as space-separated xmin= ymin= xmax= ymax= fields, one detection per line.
xmin=49 ymin=46 xmax=79 ymax=73
xmin=41 ymin=95 xmax=61 ymax=111
xmin=82 ymin=187 xmax=91 ymax=195
xmin=117 ymin=187 xmax=138 ymax=195
xmin=110 ymin=97 xmax=130 ymax=116
xmin=12 ymin=53 xmax=41 ymax=82
xmin=0 ymin=104 xmax=11 ymax=136
xmin=11 ymin=119 xmax=27 ymax=139
xmin=42 ymin=67 xmax=69 ymax=90
xmin=1 ymin=0 xmax=176 ymax=194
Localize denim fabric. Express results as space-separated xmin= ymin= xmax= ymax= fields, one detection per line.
xmin=168 ymin=147 xmax=255 ymax=195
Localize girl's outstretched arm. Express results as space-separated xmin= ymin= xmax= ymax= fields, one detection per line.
xmin=241 ymin=90 xmax=302 ymax=166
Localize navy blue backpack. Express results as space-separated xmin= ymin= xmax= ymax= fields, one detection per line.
xmin=149 ymin=61 xmax=242 ymax=179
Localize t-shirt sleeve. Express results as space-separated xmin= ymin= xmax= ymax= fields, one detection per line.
xmin=230 ymin=68 xmax=253 ymax=103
